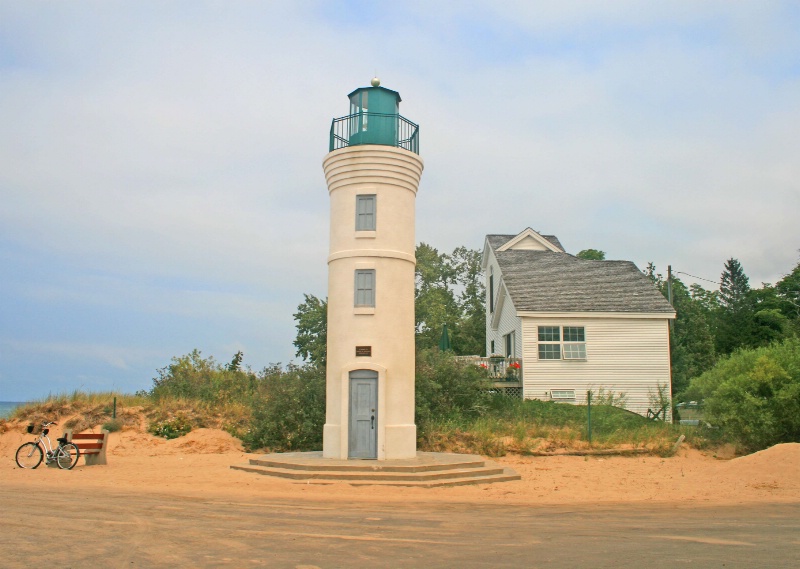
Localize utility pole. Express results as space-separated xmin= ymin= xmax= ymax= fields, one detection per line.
xmin=667 ymin=264 xmax=674 ymax=332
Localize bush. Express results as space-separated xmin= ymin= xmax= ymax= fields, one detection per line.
xmin=148 ymin=414 xmax=193 ymax=439
xmin=684 ymin=337 xmax=800 ymax=452
xmin=102 ymin=419 xmax=123 ymax=433
xmin=149 ymin=349 xmax=257 ymax=405
xmin=241 ymin=364 xmax=326 ymax=452
xmin=415 ymin=349 xmax=493 ymax=437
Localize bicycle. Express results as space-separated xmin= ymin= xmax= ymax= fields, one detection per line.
xmin=15 ymin=421 xmax=81 ymax=470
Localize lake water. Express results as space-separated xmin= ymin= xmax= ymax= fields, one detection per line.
xmin=0 ymin=401 xmax=26 ymax=419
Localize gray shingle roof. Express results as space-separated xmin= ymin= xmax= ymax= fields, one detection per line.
xmin=492 ymin=248 xmax=675 ymax=314
xmin=487 ymin=233 xmax=565 ymax=252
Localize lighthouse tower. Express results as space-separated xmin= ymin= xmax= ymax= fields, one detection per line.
xmin=322 ymin=79 xmax=423 ymax=460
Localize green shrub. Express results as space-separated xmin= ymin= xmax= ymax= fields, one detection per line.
xmin=415 ymin=349 xmax=492 ymax=437
xmin=149 ymin=349 xmax=257 ymax=405
xmin=148 ymin=414 xmax=193 ymax=439
xmin=102 ymin=419 xmax=123 ymax=433
xmin=241 ymin=364 xmax=326 ymax=452
xmin=684 ymin=337 xmax=800 ymax=452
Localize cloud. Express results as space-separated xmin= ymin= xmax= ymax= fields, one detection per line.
xmin=1 ymin=2 xmax=798 ymax=398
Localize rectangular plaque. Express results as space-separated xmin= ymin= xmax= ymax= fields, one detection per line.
xmin=355 ymin=346 xmax=372 ymax=357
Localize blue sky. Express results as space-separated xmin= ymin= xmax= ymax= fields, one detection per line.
xmin=1 ymin=2 xmax=799 ymax=401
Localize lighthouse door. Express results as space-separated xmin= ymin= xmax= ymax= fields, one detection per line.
xmin=348 ymin=370 xmax=378 ymax=459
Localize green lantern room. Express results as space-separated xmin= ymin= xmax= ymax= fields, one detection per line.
xmin=330 ymin=78 xmax=419 ymax=154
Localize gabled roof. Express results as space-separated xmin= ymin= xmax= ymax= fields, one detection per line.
xmin=487 ymin=232 xmax=565 ymax=253
xmin=486 ymin=232 xmax=674 ymax=314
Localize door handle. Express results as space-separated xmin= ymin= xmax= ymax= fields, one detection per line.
xmin=371 ymin=415 xmax=375 ymax=429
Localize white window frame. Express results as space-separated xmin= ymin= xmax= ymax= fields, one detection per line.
xmin=550 ymin=389 xmax=576 ymax=400
xmin=538 ymin=326 xmax=586 ymax=361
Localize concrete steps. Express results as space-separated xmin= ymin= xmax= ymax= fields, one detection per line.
xmin=231 ymin=451 xmax=521 ymax=487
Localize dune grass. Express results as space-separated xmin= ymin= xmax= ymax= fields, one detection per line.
xmin=4 ymin=350 xmax=718 ymax=454
xmin=418 ymin=396 xmax=713 ymax=457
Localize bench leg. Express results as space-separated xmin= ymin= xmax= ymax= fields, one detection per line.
xmin=84 ymin=453 xmax=107 ymax=466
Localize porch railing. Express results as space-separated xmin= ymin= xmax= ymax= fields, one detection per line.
xmin=455 ymin=356 xmax=522 ymax=382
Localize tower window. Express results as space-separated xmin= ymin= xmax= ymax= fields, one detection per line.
xmin=355 ymin=269 xmax=376 ymax=307
xmin=356 ymin=195 xmax=376 ymax=231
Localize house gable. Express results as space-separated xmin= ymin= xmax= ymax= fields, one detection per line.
xmin=497 ymin=228 xmax=564 ymax=253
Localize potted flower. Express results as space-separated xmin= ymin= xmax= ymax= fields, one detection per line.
xmin=506 ymin=361 xmax=521 ymax=380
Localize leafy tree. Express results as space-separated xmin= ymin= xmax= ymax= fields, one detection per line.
xmin=775 ymin=256 xmax=800 ymax=328
xmin=669 ymin=278 xmax=717 ymax=395
xmin=644 ymin=262 xmax=664 ymax=287
xmin=576 ymin=249 xmax=606 ymax=260
xmin=415 ymin=243 xmax=459 ymax=350
xmin=450 ymin=246 xmax=486 ymax=356
xmin=293 ymin=294 xmax=328 ymax=366
xmin=415 ymin=243 xmax=486 ymax=355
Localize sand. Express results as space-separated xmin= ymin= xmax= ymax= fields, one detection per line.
xmin=1 ymin=422 xmax=798 ymax=506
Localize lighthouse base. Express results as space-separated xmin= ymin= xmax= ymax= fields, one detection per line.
xmin=322 ymin=423 xmax=416 ymax=460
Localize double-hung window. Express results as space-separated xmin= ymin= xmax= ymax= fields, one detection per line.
xmin=562 ymin=327 xmax=586 ymax=359
xmin=356 ymin=195 xmax=376 ymax=231
xmin=354 ymin=269 xmax=375 ymax=307
xmin=538 ymin=326 xmax=586 ymax=360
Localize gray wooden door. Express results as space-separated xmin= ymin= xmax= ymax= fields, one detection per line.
xmin=348 ymin=370 xmax=378 ymax=459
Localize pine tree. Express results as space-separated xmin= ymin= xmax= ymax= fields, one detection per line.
xmin=715 ymin=258 xmax=755 ymax=354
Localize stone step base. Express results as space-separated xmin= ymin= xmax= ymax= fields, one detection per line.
xmin=231 ymin=451 xmax=521 ymax=488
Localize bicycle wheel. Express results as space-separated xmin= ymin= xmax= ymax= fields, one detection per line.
xmin=15 ymin=442 xmax=43 ymax=469
xmin=56 ymin=443 xmax=80 ymax=470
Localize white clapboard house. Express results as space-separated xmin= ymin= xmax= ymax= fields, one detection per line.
xmin=480 ymin=228 xmax=676 ymax=417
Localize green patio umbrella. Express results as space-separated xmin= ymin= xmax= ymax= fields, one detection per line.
xmin=438 ymin=323 xmax=452 ymax=352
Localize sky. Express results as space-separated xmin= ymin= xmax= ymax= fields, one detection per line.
xmin=1 ymin=1 xmax=799 ymax=401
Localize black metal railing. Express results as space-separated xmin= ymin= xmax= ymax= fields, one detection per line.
xmin=329 ymin=112 xmax=419 ymax=154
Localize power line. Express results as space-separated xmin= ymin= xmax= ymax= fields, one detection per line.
xmin=674 ymin=271 xmax=719 ymax=285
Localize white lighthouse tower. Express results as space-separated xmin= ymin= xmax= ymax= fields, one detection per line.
xmin=322 ymin=78 xmax=423 ymax=460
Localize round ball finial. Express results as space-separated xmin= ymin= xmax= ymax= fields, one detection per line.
xmin=371 ymin=77 xmax=380 ymax=87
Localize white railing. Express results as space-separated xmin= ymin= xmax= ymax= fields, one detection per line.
xmin=455 ymin=356 xmax=522 ymax=382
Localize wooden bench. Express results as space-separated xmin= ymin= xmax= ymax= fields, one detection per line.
xmin=64 ymin=429 xmax=110 ymax=466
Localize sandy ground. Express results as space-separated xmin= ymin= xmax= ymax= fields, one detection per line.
xmin=1 ymin=422 xmax=798 ymax=507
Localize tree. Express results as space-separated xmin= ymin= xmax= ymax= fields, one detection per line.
xmin=293 ymin=294 xmax=328 ymax=366
xmin=227 ymin=351 xmax=244 ymax=372
xmin=415 ymin=243 xmax=461 ymax=351
xmin=668 ymin=278 xmax=717 ymax=395
xmin=576 ymin=249 xmax=606 ymax=260
xmin=775 ymin=256 xmax=800 ymax=327
xmin=715 ymin=258 xmax=755 ymax=355
xmin=450 ymin=246 xmax=486 ymax=356
xmin=415 ymin=243 xmax=486 ymax=355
